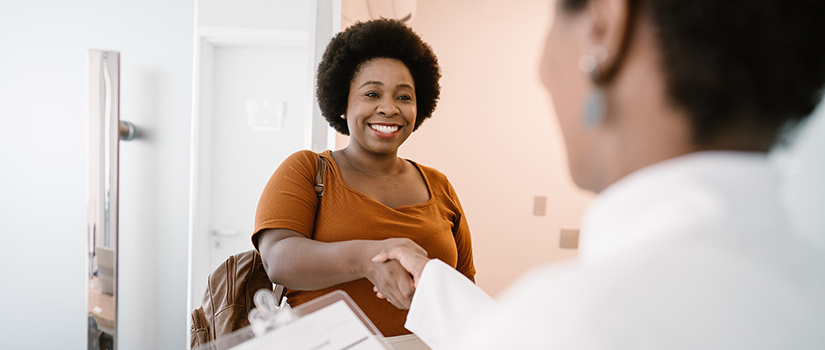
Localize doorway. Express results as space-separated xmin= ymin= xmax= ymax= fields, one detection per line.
xmin=188 ymin=0 xmax=341 ymax=313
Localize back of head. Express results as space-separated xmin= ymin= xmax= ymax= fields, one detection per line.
xmin=565 ymin=0 xmax=825 ymax=149
xmin=649 ymin=0 xmax=825 ymax=148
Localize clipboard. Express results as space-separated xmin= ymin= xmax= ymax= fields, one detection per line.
xmin=200 ymin=290 xmax=393 ymax=350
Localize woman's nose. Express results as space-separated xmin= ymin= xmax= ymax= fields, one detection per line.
xmin=377 ymin=98 xmax=400 ymax=116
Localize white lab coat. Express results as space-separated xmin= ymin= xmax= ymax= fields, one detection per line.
xmin=405 ymin=152 xmax=825 ymax=349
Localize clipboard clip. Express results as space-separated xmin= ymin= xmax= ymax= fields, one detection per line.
xmin=248 ymin=289 xmax=296 ymax=337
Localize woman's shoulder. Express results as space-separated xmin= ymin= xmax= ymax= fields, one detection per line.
xmin=276 ymin=149 xmax=331 ymax=175
xmin=282 ymin=149 xmax=332 ymax=165
xmin=408 ymin=159 xmax=452 ymax=187
xmin=286 ymin=149 xmax=324 ymax=161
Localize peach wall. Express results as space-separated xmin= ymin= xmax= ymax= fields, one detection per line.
xmin=338 ymin=0 xmax=595 ymax=296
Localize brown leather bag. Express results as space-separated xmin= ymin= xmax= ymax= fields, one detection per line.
xmin=190 ymin=155 xmax=327 ymax=349
xmin=190 ymin=250 xmax=282 ymax=348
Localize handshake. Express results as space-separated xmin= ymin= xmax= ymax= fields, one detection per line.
xmin=366 ymin=238 xmax=432 ymax=310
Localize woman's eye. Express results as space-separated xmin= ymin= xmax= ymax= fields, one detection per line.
xmin=365 ymin=92 xmax=379 ymax=98
xmin=397 ymin=95 xmax=412 ymax=101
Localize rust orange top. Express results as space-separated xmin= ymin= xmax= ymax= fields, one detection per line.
xmin=253 ymin=150 xmax=475 ymax=337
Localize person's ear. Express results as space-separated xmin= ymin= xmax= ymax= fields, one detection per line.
xmin=586 ymin=0 xmax=632 ymax=82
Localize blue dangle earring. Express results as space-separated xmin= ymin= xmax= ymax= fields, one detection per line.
xmin=578 ymin=45 xmax=608 ymax=129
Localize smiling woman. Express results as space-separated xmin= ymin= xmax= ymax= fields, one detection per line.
xmin=343 ymin=58 xmax=419 ymax=159
xmin=251 ymin=19 xmax=476 ymax=340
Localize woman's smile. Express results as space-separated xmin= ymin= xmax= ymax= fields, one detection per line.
xmin=369 ymin=123 xmax=402 ymax=138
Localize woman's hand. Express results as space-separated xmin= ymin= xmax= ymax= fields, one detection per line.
xmin=372 ymin=243 xmax=430 ymax=286
xmin=370 ymin=240 xmax=431 ymax=306
xmin=360 ymin=238 xmax=427 ymax=309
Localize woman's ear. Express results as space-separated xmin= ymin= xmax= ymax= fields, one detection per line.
xmin=586 ymin=0 xmax=632 ymax=82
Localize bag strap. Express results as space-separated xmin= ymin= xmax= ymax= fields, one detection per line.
xmin=315 ymin=155 xmax=327 ymax=198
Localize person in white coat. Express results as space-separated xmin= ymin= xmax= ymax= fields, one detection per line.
xmin=370 ymin=0 xmax=825 ymax=348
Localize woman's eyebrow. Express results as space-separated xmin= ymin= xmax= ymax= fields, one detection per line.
xmin=359 ymin=81 xmax=383 ymax=88
xmin=358 ymin=81 xmax=415 ymax=91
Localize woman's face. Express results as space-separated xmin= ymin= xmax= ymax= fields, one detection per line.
xmin=540 ymin=2 xmax=601 ymax=191
xmin=344 ymin=58 xmax=417 ymax=156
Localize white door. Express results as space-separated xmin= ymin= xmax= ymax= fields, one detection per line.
xmin=188 ymin=0 xmax=341 ymax=308
xmin=207 ymin=42 xmax=310 ymax=266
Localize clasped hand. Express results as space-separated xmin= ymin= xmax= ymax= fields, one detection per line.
xmin=365 ymin=238 xmax=431 ymax=310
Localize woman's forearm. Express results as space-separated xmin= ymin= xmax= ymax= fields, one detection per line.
xmin=258 ymin=229 xmax=375 ymax=290
xmin=258 ymin=229 xmax=423 ymax=309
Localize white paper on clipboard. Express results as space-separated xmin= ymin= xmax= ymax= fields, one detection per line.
xmin=230 ymin=290 xmax=393 ymax=350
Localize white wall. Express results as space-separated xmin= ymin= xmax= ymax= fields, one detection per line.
xmin=0 ymin=1 xmax=194 ymax=349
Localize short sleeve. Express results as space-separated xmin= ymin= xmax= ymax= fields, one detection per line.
xmin=252 ymin=150 xmax=320 ymax=248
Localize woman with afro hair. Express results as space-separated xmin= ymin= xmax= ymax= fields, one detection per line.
xmin=251 ymin=19 xmax=475 ymax=340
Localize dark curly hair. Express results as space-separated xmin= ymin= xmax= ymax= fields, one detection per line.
xmin=563 ymin=0 xmax=825 ymax=148
xmin=316 ymin=18 xmax=441 ymax=135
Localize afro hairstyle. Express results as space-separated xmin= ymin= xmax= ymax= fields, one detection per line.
xmin=316 ymin=18 xmax=441 ymax=135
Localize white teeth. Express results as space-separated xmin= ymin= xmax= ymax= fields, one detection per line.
xmin=370 ymin=124 xmax=399 ymax=134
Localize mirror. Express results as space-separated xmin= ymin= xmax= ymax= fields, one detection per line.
xmin=87 ymin=49 xmax=139 ymax=350
xmin=87 ymin=49 xmax=120 ymax=349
